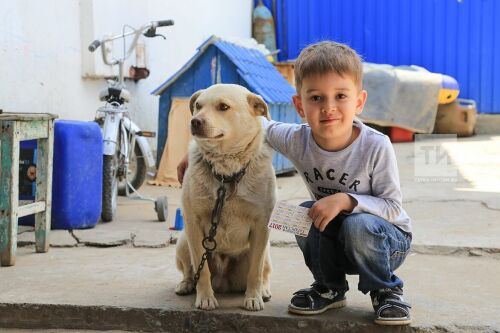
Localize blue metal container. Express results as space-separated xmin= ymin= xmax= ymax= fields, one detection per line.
xmin=51 ymin=120 xmax=103 ymax=229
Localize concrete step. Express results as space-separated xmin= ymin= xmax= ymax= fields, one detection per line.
xmin=1 ymin=328 xmax=133 ymax=333
xmin=1 ymin=246 xmax=498 ymax=332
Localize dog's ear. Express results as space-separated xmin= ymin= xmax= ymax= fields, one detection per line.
xmin=189 ymin=90 xmax=204 ymax=114
xmin=247 ymin=93 xmax=271 ymax=120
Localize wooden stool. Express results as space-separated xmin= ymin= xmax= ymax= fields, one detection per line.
xmin=0 ymin=112 xmax=57 ymax=266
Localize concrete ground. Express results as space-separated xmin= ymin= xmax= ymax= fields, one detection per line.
xmin=1 ymin=134 xmax=500 ymax=332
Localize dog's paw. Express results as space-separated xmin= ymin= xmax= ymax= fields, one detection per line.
xmin=175 ymin=279 xmax=195 ymax=295
xmin=262 ymin=287 xmax=272 ymax=302
xmin=195 ymin=292 xmax=219 ymax=310
xmin=243 ymin=292 xmax=264 ymax=311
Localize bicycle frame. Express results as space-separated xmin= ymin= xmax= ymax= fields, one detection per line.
xmin=90 ymin=20 xmax=173 ymax=162
xmin=98 ymin=102 xmax=126 ymax=156
xmin=122 ymin=117 xmax=156 ymax=167
xmin=89 ymin=20 xmax=173 ymax=221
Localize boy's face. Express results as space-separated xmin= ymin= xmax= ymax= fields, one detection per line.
xmin=292 ymin=71 xmax=367 ymax=149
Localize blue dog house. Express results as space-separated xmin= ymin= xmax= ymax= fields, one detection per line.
xmin=152 ymin=35 xmax=300 ymax=174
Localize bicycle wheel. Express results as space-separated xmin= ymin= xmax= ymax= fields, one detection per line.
xmin=101 ymin=153 xmax=119 ymax=222
xmin=118 ymin=142 xmax=147 ymax=196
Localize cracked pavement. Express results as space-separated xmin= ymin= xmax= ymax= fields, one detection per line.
xmin=2 ymin=134 xmax=500 ymax=332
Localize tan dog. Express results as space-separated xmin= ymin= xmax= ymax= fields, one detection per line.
xmin=175 ymin=84 xmax=276 ymax=311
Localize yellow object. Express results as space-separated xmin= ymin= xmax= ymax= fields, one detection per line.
xmin=439 ymin=88 xmax=460 ymax=104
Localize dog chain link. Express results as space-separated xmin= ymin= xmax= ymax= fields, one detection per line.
xmin=192 ymin=183 xmax=228 ymax=287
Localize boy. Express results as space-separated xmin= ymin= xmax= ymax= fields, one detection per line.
xmin=178 ymin=41 xmax=412 ymax=325
xmin=263 ymin=41 xmax=412 ymax=325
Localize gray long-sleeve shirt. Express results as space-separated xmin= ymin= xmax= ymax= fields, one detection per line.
xmin=263 ymin=117 xmax=412 ymax=233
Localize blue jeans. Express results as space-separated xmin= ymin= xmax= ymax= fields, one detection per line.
xmin=296 ymin=201 xmax=412 ymax=294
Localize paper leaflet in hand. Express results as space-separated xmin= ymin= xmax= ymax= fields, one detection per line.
xmin=268 ymin=201 xmax=312 ymax=237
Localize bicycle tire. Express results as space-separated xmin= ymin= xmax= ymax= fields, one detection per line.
xmin=118 ymin=142 xmax=147 ymax=196
xmin=155 ymin=196 xmax=168 ymax=222
xmin=101 ymin=154 xmax=119 ymax=222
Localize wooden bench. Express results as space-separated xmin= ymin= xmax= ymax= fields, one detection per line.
xmin=0 ymin=112 xmax=57 ymax=266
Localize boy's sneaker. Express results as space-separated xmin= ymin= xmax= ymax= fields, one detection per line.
xmin=288 ymin=282 xmax=346 ymax=315
xmin=370 ymin=286 xmax=412 ymax=325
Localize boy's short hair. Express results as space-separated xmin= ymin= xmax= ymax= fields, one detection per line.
xmin=294 ymin=41 xmax=363 ymax=92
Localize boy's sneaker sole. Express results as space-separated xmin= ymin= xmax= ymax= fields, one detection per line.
xmin=288 ymin=298 xmax=346 ymax=315
xmin=374 ymin=317 xmax=412 ymax=326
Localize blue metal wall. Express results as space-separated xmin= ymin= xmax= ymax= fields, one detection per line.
xmin=259 ymin=0 xmax=500 ymax=114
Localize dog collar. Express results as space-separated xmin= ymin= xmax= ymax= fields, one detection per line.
xmin=205 ymin=160 xmax=250 ymax=184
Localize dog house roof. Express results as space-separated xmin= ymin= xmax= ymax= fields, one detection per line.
xmin=151 ymin=35 xmax=295 ymax=104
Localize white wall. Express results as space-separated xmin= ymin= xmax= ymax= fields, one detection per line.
xmin=0 ymin=0 xmax=253 ymax=150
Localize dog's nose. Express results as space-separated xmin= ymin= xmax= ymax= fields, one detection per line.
xmin=191 ymin=117 xmax=205 ymax=134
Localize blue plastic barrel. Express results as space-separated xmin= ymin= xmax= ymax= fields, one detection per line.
xmin=51 ymin=120 xmax=103 ymax=229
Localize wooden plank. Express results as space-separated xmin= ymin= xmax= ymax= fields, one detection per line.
xmin=0 ymin=113 xmax=57 ymax=121
xmin=17 ymin=120 xmax=49 ymax=141
xmin=0 ymin=120 xmax=19 ymax=266
xmin=17 ymin=201 xmax=46 ymax=218
xmin=35 ymin=120 xmax=54 ymax=253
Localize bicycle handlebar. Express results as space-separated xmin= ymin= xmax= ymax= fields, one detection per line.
xmin=156 ymin=19 xmax=174 ymax=27
xmin=88 ymin=40 xmax=101 ymax=52
xmin=87 ymin=20 xmax=174 ymax=53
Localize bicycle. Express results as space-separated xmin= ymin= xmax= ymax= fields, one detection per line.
xmin=88 ymin=20 xmax=174 ymax=222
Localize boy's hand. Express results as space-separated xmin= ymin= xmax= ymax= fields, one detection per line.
xmin=309 ymin=193 xmax=357 ymax=232
xmin=177 ymin=155 xmax=189 ymax=185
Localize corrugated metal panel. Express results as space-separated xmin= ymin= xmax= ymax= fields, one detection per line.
xmin=215 ymin=39 xmax=295 ymax=103
xmin=153 ymin=36 xmax=296 ymax=104
xmin=267 ymin=0 xmax=500 ymax=114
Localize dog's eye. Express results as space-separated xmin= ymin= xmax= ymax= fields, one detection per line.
xmin=195 ymin=102 xmax=201 ymax=110
xmin=217 ymin=103 xmax=229 ymax=111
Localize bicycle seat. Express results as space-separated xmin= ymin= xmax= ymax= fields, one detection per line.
xmin=99 ymin=87 xmax=131 ymax=103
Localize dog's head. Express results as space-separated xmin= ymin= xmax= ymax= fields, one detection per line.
xmin=189 ymin=84 xmax=270 ymax=144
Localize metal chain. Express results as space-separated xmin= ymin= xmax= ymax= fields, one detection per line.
xmin=191 ymin=161 xmax=249 ymax=288
xmin=192 ymin=183 xmax=228 ymax=286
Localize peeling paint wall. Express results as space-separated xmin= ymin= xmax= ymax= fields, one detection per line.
xmin=0 ymin=0 xmax=253 ymax=150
